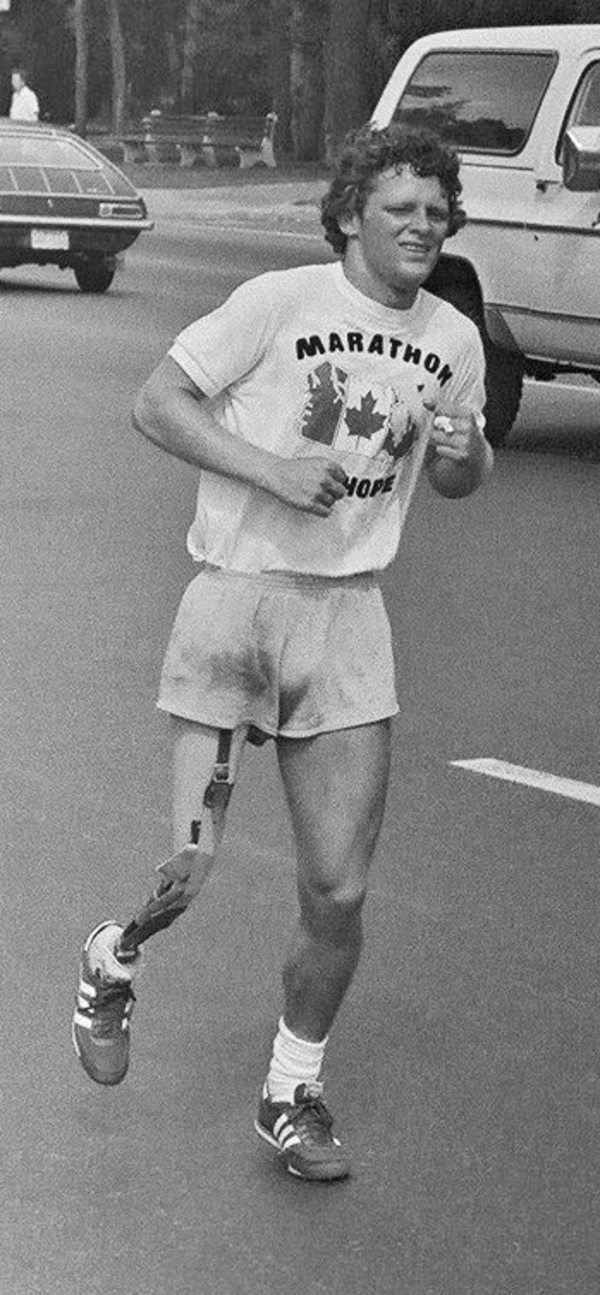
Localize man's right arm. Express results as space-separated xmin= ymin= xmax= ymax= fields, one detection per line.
xmin=132 ymin=355 xmax=347 ymax=519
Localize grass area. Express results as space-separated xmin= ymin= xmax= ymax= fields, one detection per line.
xmin=126 ymin=161 xmax=329 ymax=189
xmin=98 ymin=144 xmax=329 ymax=190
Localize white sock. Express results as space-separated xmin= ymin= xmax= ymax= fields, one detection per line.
xmin=266 ymin=1016 xmax=328 ymax=1104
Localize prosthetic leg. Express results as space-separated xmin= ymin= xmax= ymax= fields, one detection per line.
xmin=116 ymin=726 xmax=247 ymax=958
xmin=72 ymin=725 xmax=250 ymax=1085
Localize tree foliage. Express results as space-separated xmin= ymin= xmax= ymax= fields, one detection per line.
xmin=0 ymin=0 xmax=591 ymax=155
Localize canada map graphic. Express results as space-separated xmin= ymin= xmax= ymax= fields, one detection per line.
xmin=294 ymin=360 xmax=420 ymax=471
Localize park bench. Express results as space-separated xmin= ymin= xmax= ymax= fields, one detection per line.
xmin=120 ymin=111 xmax=278 ymax=170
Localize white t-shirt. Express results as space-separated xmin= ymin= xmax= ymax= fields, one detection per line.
xmin=169 ymin=261 xmax=486 ymax=577
xmin=10 ymin=86 xmax=39 ymax=121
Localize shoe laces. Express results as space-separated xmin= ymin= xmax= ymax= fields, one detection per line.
xmin=91 ymin=980 xmax=135 ymax=1037
xmin=290 ymin=1083 xmax=334 ymax=1143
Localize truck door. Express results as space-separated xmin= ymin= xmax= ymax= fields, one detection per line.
xmin=529 ymin=58 xmax=600 ymax=368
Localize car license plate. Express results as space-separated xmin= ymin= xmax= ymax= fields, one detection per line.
xmin=30 ymin=229 xmax=69 ymax=250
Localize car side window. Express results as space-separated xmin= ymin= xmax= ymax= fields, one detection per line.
xmin=558 ymin=61 xmax=600 ymax=161
xmin=392 ymin=50 xmax=557 ymax=154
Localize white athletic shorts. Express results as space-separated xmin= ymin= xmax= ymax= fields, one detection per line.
xmin=157 ymin=565 xmax=399 ymax=739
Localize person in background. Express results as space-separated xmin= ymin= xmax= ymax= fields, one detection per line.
xmin=10 ymin=68 xmax=39 ymax=122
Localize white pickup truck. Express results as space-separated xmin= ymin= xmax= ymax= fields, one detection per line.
xmin=372 ymin=25 xmax=600 ymax=445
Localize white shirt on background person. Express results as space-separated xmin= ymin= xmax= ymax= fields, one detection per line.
xmin=10 ymin=84 xmax=39 ymax=122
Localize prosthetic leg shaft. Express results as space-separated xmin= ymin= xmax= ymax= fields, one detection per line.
xmin=118 ymin=728 xmax=243 ymax=956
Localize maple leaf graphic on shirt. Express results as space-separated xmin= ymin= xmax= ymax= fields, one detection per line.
xmin=344 ymin=391 xmax=387 ymax=449
xmin=299 ymin=361 xmax=348 ymax=446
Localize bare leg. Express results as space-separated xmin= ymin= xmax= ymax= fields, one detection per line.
xmin=276 ymin=720 xmax=391 ymax=1042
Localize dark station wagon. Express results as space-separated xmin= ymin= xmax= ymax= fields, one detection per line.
xmin=0 ymin=120 xmax=153 ymax=292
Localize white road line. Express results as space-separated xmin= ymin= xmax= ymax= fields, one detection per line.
xmin=451 ymin=758 xmax=600 ymax=807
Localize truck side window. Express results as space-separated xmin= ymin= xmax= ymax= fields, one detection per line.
xmin=558 ymin=61 xmax=600 ymax=161
xmin=392 ymin=51 xmax=556 ymax=154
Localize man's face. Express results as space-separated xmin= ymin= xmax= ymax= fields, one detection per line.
xmin=12 ymin=72 xmax=24 ymax=92
xmin=340 ymin=166 xmax=451 ymax=308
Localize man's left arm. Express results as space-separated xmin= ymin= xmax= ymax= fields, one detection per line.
xmin=424 ymin=405 xmax=494 ymax=499
xmin=423 ymin=315 xmax=493 ymax=499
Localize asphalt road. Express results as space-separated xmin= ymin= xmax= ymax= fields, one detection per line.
xmin=1 ymin=212 xmax=599 ymax=1295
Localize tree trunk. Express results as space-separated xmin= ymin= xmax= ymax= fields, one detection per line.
xmin=290 ymin=0 xmax=328 ymax=161
xmin=180 ymin=0 xmax=201 ymax=114
xmin=73 ymin=0 xmax=89 ymax=136
xmin=324 ymin=0 xmax=371 ymax=162
xmin=104 ymin=0 xmax=126 ymax=134
xmin=269 ymin=0 xmax=293 ymax=155
xmin=163 ymin=30 xmax=180 ymax=111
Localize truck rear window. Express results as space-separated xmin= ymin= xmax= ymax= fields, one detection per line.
xmin=392 ymin=51 xmax=556 ymax=154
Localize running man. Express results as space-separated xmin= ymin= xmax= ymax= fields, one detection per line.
xmin=72 ymin=123 xmax=493 ymax=1182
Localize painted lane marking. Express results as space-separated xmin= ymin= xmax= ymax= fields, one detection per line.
xmin=451 ymin=758 xmax=600 ymax=807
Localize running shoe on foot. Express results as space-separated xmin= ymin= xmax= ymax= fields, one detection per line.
xmin=72 ymin=921 xmax=137 ymax=1086
xmin=254 ymin=1081 xmax=350 ymax=1181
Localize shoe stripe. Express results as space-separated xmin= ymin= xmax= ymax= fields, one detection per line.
xmin=273 ymin=1114 xmax=301 ymax=1150
xmin=76 ymin=1001 xmax=92 ymax=1016
xmin=273 ymin=1112 xmax=292 ymax=1138
xmin=73 ymin=1011 xmax=93 ymax=1030
xmin=77 ymin=985 xmax=133 ymax=1007
xmin=78 ymin=978 xmax=97 ymax=999
xmin=280 ymin=1130 xmax=301 ymax=1150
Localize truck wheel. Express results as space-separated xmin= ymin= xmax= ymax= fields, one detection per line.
xmin=430 ymin=279 xmax=524 ymax=448
xmin=74 ymin=258 xmax=115 ymax=294
xmin=480 ymin=339 xmax=524 ymax=449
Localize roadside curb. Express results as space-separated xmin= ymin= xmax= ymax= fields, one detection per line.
xmin=139 ymin=181 xmax=326 ymax=230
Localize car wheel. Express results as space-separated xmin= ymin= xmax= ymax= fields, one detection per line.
xmin=429 ymin=277 xmax=524 ymax=448
xmin=74 ymin=258 xmax=115 ymax=294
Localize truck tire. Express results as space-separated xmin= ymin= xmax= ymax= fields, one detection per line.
xmin=480 ymin=338 xmax=524 ymax=449
xmin=429 ymin=277 xmax=524 ymax=448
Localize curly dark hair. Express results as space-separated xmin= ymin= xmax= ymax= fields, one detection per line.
xmin=321 ymin=122 xmax=467 ymax=255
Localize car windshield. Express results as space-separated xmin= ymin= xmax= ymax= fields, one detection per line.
xmin=392 ymin=50 xmax=557 ymax=154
